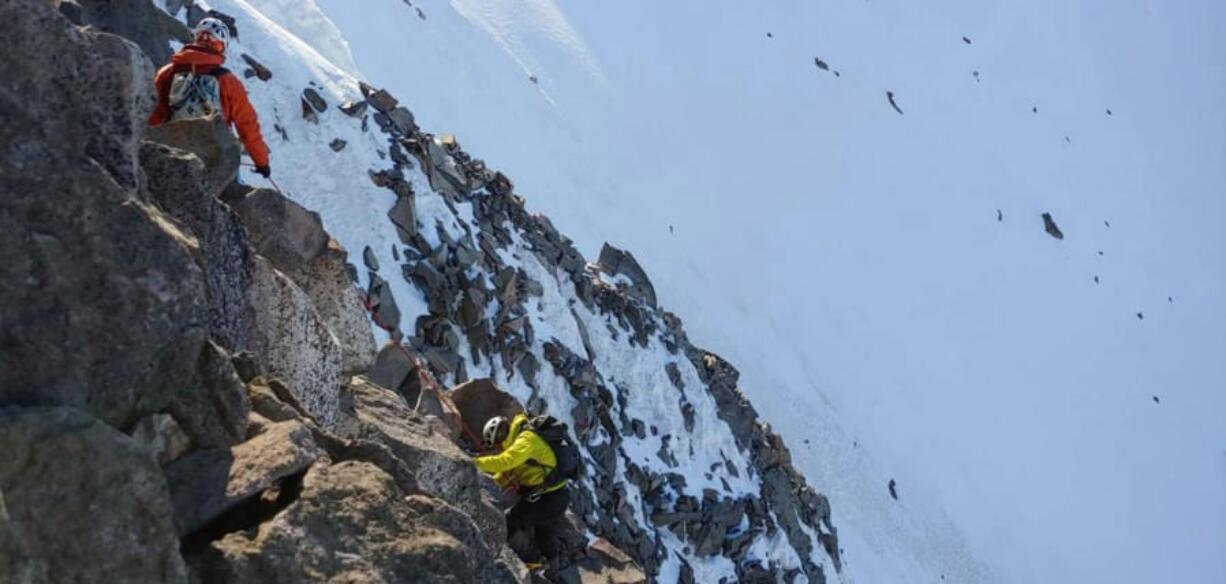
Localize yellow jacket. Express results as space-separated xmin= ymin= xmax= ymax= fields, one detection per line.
xmin=474 ymin=414 xmax=566 ymax=494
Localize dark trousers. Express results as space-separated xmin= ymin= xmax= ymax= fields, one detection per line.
xmin=506 ymin=486 xmax=569 ymax=561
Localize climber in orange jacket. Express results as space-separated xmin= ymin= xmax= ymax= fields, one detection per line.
xmin=149 ymin=17 xmax=271 ymax=177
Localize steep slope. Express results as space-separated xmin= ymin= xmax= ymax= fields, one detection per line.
xmin=157 ymin=0 xmax=847 ymax=581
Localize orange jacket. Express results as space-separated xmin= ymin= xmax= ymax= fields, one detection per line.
xmin=149 ymin=44 xmax=270 ymax=168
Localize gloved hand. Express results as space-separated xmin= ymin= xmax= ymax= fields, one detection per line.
xmin=254 ymin=165 xmax=271 ymax=178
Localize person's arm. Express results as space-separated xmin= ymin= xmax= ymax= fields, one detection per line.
xmin=219 ymin=73 xmax=271 ymax=168
xmin=148 ymin=64 xmax=174 ymax=126
xmin=475 ymin=434 xmax=536 ymax=474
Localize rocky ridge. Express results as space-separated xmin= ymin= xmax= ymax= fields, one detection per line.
xmin=0 ymin=1 xmax=841 ymax=582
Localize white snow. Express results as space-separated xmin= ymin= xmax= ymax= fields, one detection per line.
xmin=170 ymin=0 xmax=1226 ymax=582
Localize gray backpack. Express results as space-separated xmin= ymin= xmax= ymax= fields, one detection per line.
xmin=167 ymin=69 xmax=225 ymax=121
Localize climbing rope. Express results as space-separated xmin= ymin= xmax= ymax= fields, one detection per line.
xmin=356 ymin=291 xmax=489 ymax=454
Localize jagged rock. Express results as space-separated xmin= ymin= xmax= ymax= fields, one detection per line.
xmin=888 ymin=478 xmax=899 ymax=500
xmin=75 ymin=0 xmax=191 ymax=65
xmin=2 ymin=2 xmax=208 ymax=428
xmin=367 ymin=273 xmax=402 ymax=332
xmin=187 ymin=461 xmax=514 ymax=583
xmin=597 ymin=243 xmax=658 ymax=308
xmin=1042 ymin=212 xmax=1064 ymax=239
xmin=362 ymin=84 xmax=400 ymax=113
xmin=363 ymin=245 xmax=380 ymax=271
xmin=339 ymin=99 xmax=368 ymax=117
xmin=887 ymin=90 xmax=904 ymax=115
xmin=300 ymin=97 xmax=318 ymax=123
xmin=572 ymin=537 xmax=649 ymax=584
xmin=389 ymin=194 xmax=418 ymax=243
xmin=0 ymin=406 xmax=187 ymax=583
xmin=228 ymin=187 xmax=329 ymax=268
xmin=388 ymin=106 xmax=418 ymax=135
xmin=334 ymin=377 xmax=506 ymax=552
xmin=329 ymin=137 xmax=346 ymax=151
xmin=368 ymin=341 xmax=417 ymax=397
xmin=166 ymin=340 xmax=252 ymax=449
xmin=145 ymin=116 xmax=241 ymax=198
xmin=165 ymin=418 xmax=321 ymax=536
xmin=301 ymin=87 xmax=327 ymax=112
xmin=240 ymin=53 xmax=271 ymax=80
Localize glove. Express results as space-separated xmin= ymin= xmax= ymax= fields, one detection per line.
xmin=254 ymin=165 xmax=271 ymax=178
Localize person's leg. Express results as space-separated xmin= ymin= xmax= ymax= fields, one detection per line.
xmin=531 ymin=488 xmax=570 ymax=561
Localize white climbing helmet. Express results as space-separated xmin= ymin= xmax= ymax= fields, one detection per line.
xmin=483 ymin=416 xmax=509 ymax=448
xmin=194 ymin=17 xmax=231 ymax=50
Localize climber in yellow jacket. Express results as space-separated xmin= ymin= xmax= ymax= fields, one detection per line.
xmin=475 ymin=413 xmax=570 ymax=569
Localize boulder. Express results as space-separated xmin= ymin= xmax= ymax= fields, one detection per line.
xmin=449 ymin=378 xmax=525 ymax=449
xmin=389 ymin=194 xmax=419 ymax=243
xmin=0 ymin=406 xmax=187 ymax=583
xmin=74 ymin=0 xmax=192 ymax=65
xmin=145 ymin=116 xmax=241 ymax=198
xmin=285 ymin=239 xmax=377 ymax=376
xmin=227 ymin=187 xmax=329 ymax=268
xmin=369 ymin=341 xmax=417 ymax=396
xmin=166 ymin=340 xmax=253 ymax=449
xmin=335 ymin=377 xmax=507 ymax=552
xmin=301 ymin=87 xmax=327 ymax=112
xmin=0 ymin=487 xmax=47 ymax=583
xmin=164 ymin=419 xmax=321 ymax=536
xmin=1042 ymin=212 xmax=1064 ymax=240
xmin=187 ymin=462 xmax=511 ymax=583
xmin=573 ymin=538 xmax=649 ymax=584
xmin=240 ymin=53 xmax=272 ymax=81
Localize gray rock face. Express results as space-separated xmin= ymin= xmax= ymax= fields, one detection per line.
xmin=0 ymin=407 xmax=187 ymax=583
xmin=449 ymin=378 xmax=525 ymax=449
xmin=0 ymin=0 xmax=208 ymax=429
xmin=228 ymin=188 xmax=329 ymax=268
xmin=129 ymin=412 xmax=193 ymax=464
xmin=188 ymin=461 xmax=512 ymax=583
xmin=165 ymin=419 xmax=321 ymax=536
xmin=166 ymin=341 xmax=253 ymax=450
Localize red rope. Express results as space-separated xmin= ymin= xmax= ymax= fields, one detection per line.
xmin=357 ymin=293 xmax=489 ymax=454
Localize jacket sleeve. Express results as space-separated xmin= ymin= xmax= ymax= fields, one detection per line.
xmin=148 ymin=64 xmax=175 ymax=126
xmin=474 ymin=433 xmax=539 ymax=475
xmin=219 ymin=73 xmax=271 ymax=167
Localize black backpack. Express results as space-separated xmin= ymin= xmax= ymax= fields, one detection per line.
xmin=525 ymin=416 xmax=581 ymax=486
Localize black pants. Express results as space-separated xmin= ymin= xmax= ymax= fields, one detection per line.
xmin=506 ymin=486 xmax=569 ymax=561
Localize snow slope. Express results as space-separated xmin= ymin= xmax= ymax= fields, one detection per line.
xmin=177 ymin=0 xmax=1226 ymax=582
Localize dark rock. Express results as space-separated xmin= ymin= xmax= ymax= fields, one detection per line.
xmin=129 ymin=412 xmax=193 ymax=464
xmin=389 ymin=195 xmax=418 ymax=243
xmin=329 ymin=138 xmax=347 ymax=151
xmin=449 ymin=378 xmax=525 ymax=450
xmin=240 ymin=53 xmax=272 ymax=80
xmin=888 ymin=478 xmax=898 ymax=500
xmin=165 ymin=418 xmax=321 ymax=536
xmin=75 ymin=0 xmax=191 ymax=66
xmin=814 ymin=57 xmax=829 ymax=71
xmin=1136 ymin=312 xmax=1144 ymax=320
xmin=962 ymin=36 xmax=972 ymax=44
xmin=665 ymin=362 xmax=685 ymax=390
xmin=300 ymin=97 xmax=318 ymax=123
xmin=997 ymin=209 xmax=1003 ymax=222
xmin=339 ymin=99 xmax=368 ymax=117
xmin=228 ymin=188 xmax=329 ymax=268
xmin=1042 ymin=212 xmax=1064 ymax=239
xmin=166 ymin=340 xmax=253 ymax=450
xmin=302 ymin=87 xmax=327 ymax=112
xmin=187 ymin=461 xmax=506 ymax=583
xmin=1153 ymin=395 xmax=1160 ymax=404
xmin=0 ymin=406 xmax=187 ymax=582
xmin=387 ymin=106 xmax=417 ymax=135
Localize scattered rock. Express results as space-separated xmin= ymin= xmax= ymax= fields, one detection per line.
xmin=597 ymin=243 xmax=658 ymax=308
xmin=1106 ymin=109 xmax=1113 ymax=116
xmin=813 ymin=57 xmax=829 ymax=71
xmin=339 ymin=99 xmax=368 ymax=117
xmin=302 ymin=87 xmax=327 ymax=112
xmin=1094 ymin=275 xmax=1100 ymax=284
xmin=887 ymin=91 xmax=904 ymax=115
xmin=388 ymin=195 xmax=418 ymax=243
xmin=962 ymin=36 xmax=972 ymax=44
xmin=329 ymin=138 xmax=347 ymax=151
xmin=165 ymin=419 xmax=321 ymax=536
xmin=240 ymin=53 xmax=272 ymax=80
xmin=1136 ymin=312 xmax=1144 ymax=320
xmin=888 ymin=479 xmax=898 ymax=500
xmin=130 ymin=412 xmax=193 ymax=464
xmin=1152 ymin=396 xmax=1160 ymax=404
xmin=997 ymin=209 xmax=1003 ymax=222
xmin=363 ymin=245 xmax=381 ymax=271
xmin=1042 ymin=212 xmax=1064 ymax=239
xmin=362 ymin=84 xmax=400 ymax=114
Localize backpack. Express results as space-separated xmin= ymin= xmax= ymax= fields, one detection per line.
xmin=525 ymin=416 xmax=581 ymax=487
xmin=167 ymin=68 xmax=226 ymax=121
